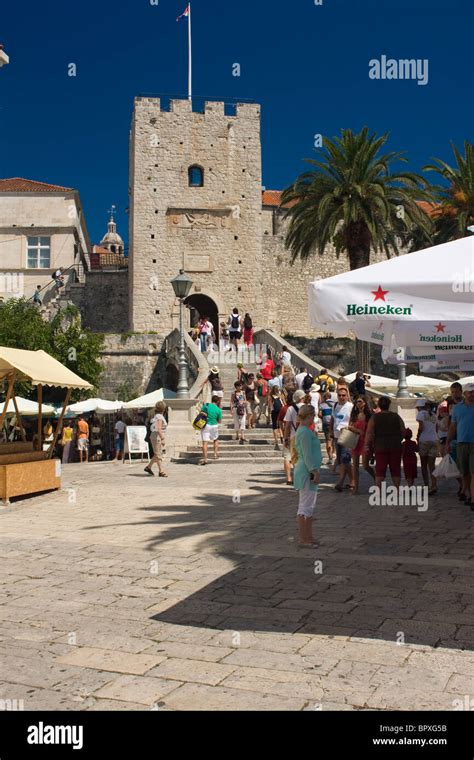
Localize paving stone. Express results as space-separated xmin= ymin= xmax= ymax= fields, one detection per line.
xmin=444 ymin=673 xmax=474 ymax=694
xmin=56 ymin=647 xmax=166 ymax=675
xmin=142 ymin=641 xmax=233 ymax=662
xmin=147 ymin=658 xmax=237 ymax=686
xmin=366 ymin=686 xmax=459 ymax=711
xmin=163 ymin=682 xmax=306 ymax=711
xmin=93 ymin=675 xmax=182 ymax=705
xmin=370 ymin=665 xmax=453 ymax=691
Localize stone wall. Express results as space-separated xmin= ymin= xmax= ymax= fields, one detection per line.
xmin=65 ymin=270 xmax=129 ymax=334
xmin=97 ymin=333 xmax=163 ymax=399
xmin=261 ymin=206 xmax=400 ymax=337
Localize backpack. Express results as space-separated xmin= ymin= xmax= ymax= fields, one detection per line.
xmin=302 ymin=373 xmax=314 ymax=392
xmin=230 ymin=314 xmax=240 ymax=330
xmin=243 ymin=315 xmax=252 ymax=330
xmin=319 ymin=379 xmax=327 ymax=393
xmin=272 ymin=397 xmax=283 ymax=414
xmin=192 ymin=404 xmax=209 ymax=430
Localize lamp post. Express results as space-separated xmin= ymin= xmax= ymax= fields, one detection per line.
xmin=396 ymin=362 xmax=410 ymax=398
xmin=170 ymin=269 xmax=193 ymax=399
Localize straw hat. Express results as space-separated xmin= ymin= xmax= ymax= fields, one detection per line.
xmin=210 ymin=366 xmax=219 ymax=374
xmin=310 ymin=383 xmax=320 ymax=392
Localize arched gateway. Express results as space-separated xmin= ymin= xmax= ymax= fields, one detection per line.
xmin=184 ymin=294 xmax=219 ymax=341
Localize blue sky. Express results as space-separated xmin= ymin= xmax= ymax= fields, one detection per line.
xmin=0 ymin=0 xmax=472 ymax=248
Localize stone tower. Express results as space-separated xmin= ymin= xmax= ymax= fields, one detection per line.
xmin=128 ymin=97 xmax=263 ymax=335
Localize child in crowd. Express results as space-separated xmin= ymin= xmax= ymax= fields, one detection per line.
xmin=402 ymin=428 xmax=418 ymax=486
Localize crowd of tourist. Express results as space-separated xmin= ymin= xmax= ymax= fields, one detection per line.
xmin=193 ymin=338 xmax=474 ymax=544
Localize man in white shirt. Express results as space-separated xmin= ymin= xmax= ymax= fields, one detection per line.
xmin=281 ymin=346 xmax=292 ymax=367
xmin=295 ymin=368 xmax=307 ymax=391
xmin=114 ymin=418 xmax=126 ymax=461
xmin=330 ymin=386 xmax=354 ymax=491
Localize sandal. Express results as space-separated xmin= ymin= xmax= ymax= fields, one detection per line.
xmin=144 ymin=467 xmax=154 ymax=477
xmin=334 ymin=484 xmax=343 ymax=492
xmin=159 ymin=472 xmax=169 ymax=477
xmin=199 ymin=461 xmax=208 ymax=466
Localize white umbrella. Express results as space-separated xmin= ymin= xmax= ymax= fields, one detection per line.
xmin=67 ymin=398 xmax=123 ymax=414
xmin=0 ymin=396 xmax=55 ymax=416
xmin=344 ymin=372 xmax=398 ymax=387
xmin=123 ymin=389 xmax=164 ymax=410
xmin=308 ymin=237 xmax=474 ymax=335
xmin=405 ymin=374 xmax=450 ymax=388
xmin=460 ymin=375 xmax=474 ymax=386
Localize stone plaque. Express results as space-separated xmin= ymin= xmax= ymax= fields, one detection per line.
xmin=184 ymin=254 xmax=213 ymax=272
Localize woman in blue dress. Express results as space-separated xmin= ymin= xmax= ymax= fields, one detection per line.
xmin=293 ymin=405 xmax=322 ymax=546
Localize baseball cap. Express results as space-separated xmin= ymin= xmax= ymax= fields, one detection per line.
xmin=464 ymin=383 xmax=474 ymax=392
xmin=293 ymin=389 xmax=306 ymax=403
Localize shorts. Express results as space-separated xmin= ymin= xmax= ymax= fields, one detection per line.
xmin=233 ymin=411 xmax=246 ymax=431
xmin=271 ymin=411 xmax=280 ymax=430
xmin=77 ymin=438 xmax=88 ymax=451
xmin=335 ymin=441 xmax=352 ymax=465
xmin=283 ymin=443 xmax=293 ymax=463
xmin=419 ymin=441 xmax=438 ymax=458
xmin=115 ymin=434 xmax=125 ymax=452
xmin=297 ymin=477 xmax=318 ymax=518
xmin=457 ymin=443 xmax=474 ymax=476
xmin=202 ymin=425 xmax=219 ymax=443
xmin=322 ymin=425 xmax=332 ymax=442
xmin=375 ymin=449 xmax=402 ymax=479
xmin=150 ymin=432 xmax=163 ymax=460
xmin=229 ymin=331 xmax=241 ymax=341
xmin=212 ymin=390 xmax=224 ymax=399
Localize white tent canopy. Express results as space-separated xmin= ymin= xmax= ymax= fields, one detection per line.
xmin=308 ymin=237 xmax=474 ymax=342
xmin=344 ymin=372 xmax=398 ymax=387
xmin=405 ymin=374 xmax=450 ymax=388
xmin=67 ymin=398 xmax=123 ymax=414
xmin=123 ymin=389 xmax=164 ymax=410
xmin=0 ymin=397 xmax=56 ymax=416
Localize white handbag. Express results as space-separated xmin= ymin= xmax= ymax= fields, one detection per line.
xmin=337 ymin=427 xmax=360 ymax=449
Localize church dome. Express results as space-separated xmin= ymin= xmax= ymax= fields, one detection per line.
xmin=100 ymin=206 xmax=124 ymax=252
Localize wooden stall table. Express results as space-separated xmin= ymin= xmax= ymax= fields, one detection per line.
xmin=0 ymin=347 xmax=92 ymax=506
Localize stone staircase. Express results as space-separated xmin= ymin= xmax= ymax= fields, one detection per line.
xmin=172 ymin=356 xmax=285 ymax=465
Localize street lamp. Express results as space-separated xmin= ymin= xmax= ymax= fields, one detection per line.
xmin=170 ymin=269 xmax=193 ymax=399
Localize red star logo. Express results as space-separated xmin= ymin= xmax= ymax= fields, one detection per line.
xmin=435 ymin=322 xmax=446 ymax=333
xmin=372 ymin=286 xmax=389 ymax=302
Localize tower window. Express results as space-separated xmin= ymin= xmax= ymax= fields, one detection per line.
xmin=188 ymin=165 xmax=204 ymax=187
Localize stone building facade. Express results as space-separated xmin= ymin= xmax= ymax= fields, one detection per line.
xmin=128 ymin=97 xmax=395 ymax=339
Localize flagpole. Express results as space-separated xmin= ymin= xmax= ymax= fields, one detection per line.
xmin=188 ymin=2 xmax=192 ymax=102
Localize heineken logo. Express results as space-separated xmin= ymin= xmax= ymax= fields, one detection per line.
xmin=419 ymin=323 xmax=463 ymax=343
xmin=347 ymin=286 xmax=413 ymax=316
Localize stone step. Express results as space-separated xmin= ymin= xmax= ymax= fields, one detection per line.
xmin=176 ymin=450 xmax=283 ymax=461
xmin=171 ymin=457 xmax=284 ymax=465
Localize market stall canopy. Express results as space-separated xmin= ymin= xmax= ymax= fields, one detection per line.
xmin=0 ymin=397 xmax=56 ymax=416
xmin=67 ymin=398 xmax=123 ymax=414
xmin=308 ymin=237 xmax=474 ymax=341
xmin=123 ymin=389 xmax=164 ymax=409
xmin=344 ymin=372 xmax=398 ymax=388
xmin=405 ymin=374 xmax=451 ymax=389
xmin=0 ymin=347 xmax=93 ymax=389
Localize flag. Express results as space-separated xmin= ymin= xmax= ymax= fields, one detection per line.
xmin=177 ymin=4 xmax=189 ymax=22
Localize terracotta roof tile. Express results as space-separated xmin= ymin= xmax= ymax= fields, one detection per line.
xmin=262 ymin=190 xmax=439 ymax=216
xmin=0 ymin=177 xmax=74 ymax=193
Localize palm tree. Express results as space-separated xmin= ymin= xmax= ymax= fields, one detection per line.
xmin=281 ymin=127 xmax=433 ymax=370
xmin=424 ymin=141 xmax=474 ymax=244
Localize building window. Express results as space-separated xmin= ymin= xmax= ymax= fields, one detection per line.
xmin=27 ymin=236 xmax=51 ymax=268
xmin=188 ymin=165 xmax=204 ymax=187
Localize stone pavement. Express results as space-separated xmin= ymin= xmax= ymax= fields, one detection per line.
xmin=0 ymin=457 xmax=473 ymax=711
